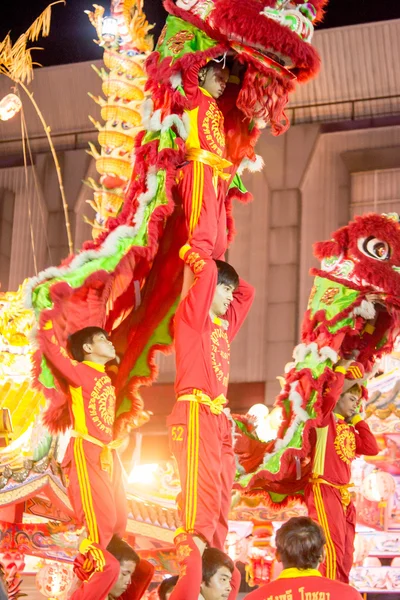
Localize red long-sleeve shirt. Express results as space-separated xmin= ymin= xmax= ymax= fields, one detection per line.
xmin=174 ymin=246 xmax=254 ymax=400
xmin=40 ymin=322 xmax=116 ymax=444
xmin=310 ymin=370 xmax=379 ymax=485
xmin=183 ymin=63 xmax=226 ymax=158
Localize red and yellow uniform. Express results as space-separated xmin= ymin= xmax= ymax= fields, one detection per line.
xmin=305 ymin=369 xmax=379 ymax=583
xmin=177 ymin=63 xmax=232 ymax=260
xmin=168 ymin=245 xmax=254 ymax=552
xmin=40 ymin=321 xmax=128 ymax=600
xmin=245 ymin=567 xmax=363 ymax=599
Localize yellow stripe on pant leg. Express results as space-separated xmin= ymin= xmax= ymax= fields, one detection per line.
xmin=191 ymin=401 xmax=199 ymax=532
xmin=189 ymin=162 xmax=200 ymax=236
xmin=314 ymin=484 xmax=336 ymax=579
xmin=185 ymin=402 xmax=195 ymax=531
xmin=195 ymin=163 xmax=204 ymax=233
xmin=74 ymin=438 xmax=100 ymax=545
xmin=314 ymin=483 xmax=337 ymax=579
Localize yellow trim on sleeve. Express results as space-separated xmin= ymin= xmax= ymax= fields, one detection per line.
xmin=351 ymin=414 xmax=363 ymax=426
xmin=179 ymin=244 xmax=192 ymax=260
xmin=334 ymin=366 xmax=346 ymax=374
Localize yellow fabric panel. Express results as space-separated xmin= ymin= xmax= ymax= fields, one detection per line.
xmin=70 ymin=386 xmax=88 ymax=435
xmin=312 ymin=425 xmax=329 ymax=477
xmin=185 ymin=106 xmax=200 ymax=151
xmin=82 ymin=361 xmax=105 ymax=373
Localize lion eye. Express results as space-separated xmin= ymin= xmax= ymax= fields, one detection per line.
xmin=358 ymin=237 xmax=391 ymax=261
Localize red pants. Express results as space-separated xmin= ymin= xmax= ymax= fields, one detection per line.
xmin=63 ymin=438 xmax=128 ymax=598
xmin=177 ymin=161 xmax=227 ymax=260
xmin=167 ymin=401 xmax=235 ymax=548
xmin=305 ymin=481 xmax=356 ymax=583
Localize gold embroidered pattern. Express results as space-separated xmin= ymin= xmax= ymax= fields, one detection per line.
xmin=167 ymin=31 xmax=195 ymax=55
xmin=308 ymin=285 xmax=317 ymax=307
xmin=321 ymin=287 xmax=340 ymax=305
xmin=334 ymin=422 xmax=356 ymax=464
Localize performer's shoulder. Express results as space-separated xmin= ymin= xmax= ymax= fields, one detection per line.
xmin=328 ymin=579 xmax=363 ymax=598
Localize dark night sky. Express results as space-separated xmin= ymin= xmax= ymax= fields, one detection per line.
xmin=1 ymin=0 xmax=399 ymax=67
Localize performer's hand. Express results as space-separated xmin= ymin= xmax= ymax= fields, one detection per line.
xmin=365 ymin=292 xmax=386 ymax=306
xmin=335 ymin=357 xmax=354 ymax=370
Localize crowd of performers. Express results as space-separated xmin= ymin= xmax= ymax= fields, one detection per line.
xmin=24 ymin=57 xmax=378 ymax=600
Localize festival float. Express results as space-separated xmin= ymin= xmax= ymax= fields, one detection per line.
xmin=1 ymin=1 xmax=399 ymax=598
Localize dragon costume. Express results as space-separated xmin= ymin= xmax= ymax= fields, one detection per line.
xmin=26 ymin=0 xmax=328 ymax=438
xmin=235 ymin=212 xmax=400 ymax=506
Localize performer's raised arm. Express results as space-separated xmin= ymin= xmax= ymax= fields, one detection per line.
xmin=39 ymin=319 xmax=82 ymax=387
xmin=178 ymin=244 xmax=218 ymax=330
xmin=226 ymin=277 xmax=255 ymax=341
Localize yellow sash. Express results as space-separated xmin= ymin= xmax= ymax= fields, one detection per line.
xmin=177 ymin=389 xmax=227 ymax=415
xmin=70 ymin=430 xmax=123 ymax=478
xmin=185 ymin=147 xmax=232 ymax=185
xmin=310 ymin=477 xmax=354 ymax=509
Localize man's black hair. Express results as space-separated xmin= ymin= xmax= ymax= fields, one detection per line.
xmin=68 ymin=326 xmax=109 ymax=362
xmin=106 ymin=535 xmax=139 ymax=565
xmin=202 ymin=547 xmax=234 ymax=586
xmin=158 ymin=575 xmax=178 ymax=600
xmin=215 ymin=260 xmax=239 ymax=290
xmin=276 ymin=517 xmax=326 ymax=570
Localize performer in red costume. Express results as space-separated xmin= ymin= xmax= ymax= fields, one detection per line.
xmin=246 ymin=517 xmax=362 ymax=600
xmin=178 ymin=59 xmax=231 ymax=261
xmin=167 ymin=244 xmax=254 ymax=600
xmin=39 ymin=323 xmax=128 ymax=600
xmin=305 ymin=362 xmax=379 ymax=583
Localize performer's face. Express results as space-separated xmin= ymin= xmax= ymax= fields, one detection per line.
xmin=335 ymin=391 xmax=360 ymax=420
xmin=211 ymin=283 xmax=235 ymax=316
xmin=202 ymin=66 xmax=230 ymax=99
xmin=200 ymin=566 xmax=232 ymax=600
xmin=109 ymin=559 xmax=137 ymax=598
xmin=83 ymin=332 xmax=116 ymax=362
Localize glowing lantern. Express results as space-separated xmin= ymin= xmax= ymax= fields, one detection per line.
xmin=36 ymin=563 xmax=73 ymax=599
xmin=361 ymin=471 xmax=396 ymax=503
xmin=0 ymin=94 xmax=22 ymax=121
xmin=128 ymin=463 xmax=158 ymax=485
xmin=101 ymin=17 xmax=118 ymax=44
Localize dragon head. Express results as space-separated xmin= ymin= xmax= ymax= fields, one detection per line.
xmin=169 ymin=0 xmax=327 ymax=81
xmin=150 ymin=0 xmax=328 ymax=135
xmin=315 ymin=213 xmax=400 ymax=302
xmin=312 ymin=213 xmax=400 ymax=368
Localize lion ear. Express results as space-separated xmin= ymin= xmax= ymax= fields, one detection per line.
xmin=313 ymin=227 xmax=349 ymax=260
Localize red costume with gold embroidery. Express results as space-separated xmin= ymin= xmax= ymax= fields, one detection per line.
xmin=167 ymin=244 xmax=253 ymax=600
xmin=305 ymin=371 xmax=378 ymax=583
xmin=245 ymin=567 xmax=362 ymax=600
xmin=176 ymin=62 xmax=232 ymax=260
xmin=40 ymin=322 xmax=128 ymax=600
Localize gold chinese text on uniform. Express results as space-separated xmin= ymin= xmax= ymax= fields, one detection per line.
xmin=211 ymin=327 xmax=230 ymax=388
xmin=334 ymin=422 xmax=356 ymax=464
xmin=202 ymin=103 xmax=225 ymax=157
xmin=88 ymin=376 xmax=116 ymax=437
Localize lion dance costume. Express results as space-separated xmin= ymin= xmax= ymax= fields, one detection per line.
xmin=235 ymin=212 xmax=400 ymax=580
xmin=26 ymin=0 xmax=328 ymax=597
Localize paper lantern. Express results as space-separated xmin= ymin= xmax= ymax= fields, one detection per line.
xmin=361 ymin=471 xmax=396 ymax=503
xmin=36 ymin=563 xmax=73 ymax=599
xmin=0 ymin=94 xmax=22 ymax=121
